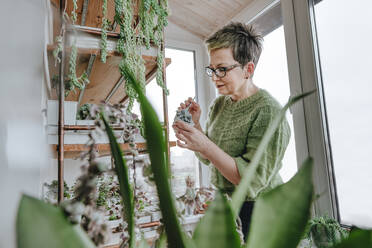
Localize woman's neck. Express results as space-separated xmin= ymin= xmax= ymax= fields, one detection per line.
xmin=230 ymin=79 xmax=259 ymax=101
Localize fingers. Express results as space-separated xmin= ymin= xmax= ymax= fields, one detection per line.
xmin=176 ymin=140 xmax=188 ymax=148
xmin=175 ymin=131 xmax=188 ymax=143
xmin=178 ymin=97 xmax=196 ymax=110
xmin=173 ymin=121 xmax=194 ymax=132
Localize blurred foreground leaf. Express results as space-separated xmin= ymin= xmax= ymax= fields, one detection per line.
xmin=245 ymin=158 xmax=314 ymax=248
xmin=193 ymin=191 xmax=241 ymax=248
xmin=17 ymin=195 xmax=95 ymax=248
xmin=101 ymin=113 xmax=135 ymax=248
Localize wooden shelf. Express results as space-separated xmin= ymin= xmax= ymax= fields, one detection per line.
xmin=46 ymin=45 xmax=171 ymax=106
xmin=51 ymin=141 xmax=176 ymax=159
xmin=51 ymin=0 xmax=140 ymax=38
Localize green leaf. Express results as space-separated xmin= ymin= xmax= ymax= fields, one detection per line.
xmin=121 ymin=65 xmax=189 ymax=248
xmin=231 ymin=90 xmax=315 ymax=216
xmin=245 ymin=158 xmax=314 ymax=248
xmin=16 ymin=194 xmax=95 ymax=248
xmin=334 ymin=228 xmax=372 ymax=248
xmin=193 ymin=191 xmax=242 ymax=248
xmin=155 ymin=230 xmax=167 ymax=248
xmin=101 ymin=114 xmax=135 ymax=248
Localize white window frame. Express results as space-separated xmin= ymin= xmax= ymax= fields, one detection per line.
xmin=164 ymin=39 xmax=215 ymax=188
xmin=237 ymin=0 xmax=339 ymax=220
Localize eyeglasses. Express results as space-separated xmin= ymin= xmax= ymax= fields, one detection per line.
xmin=205 ymin=64 xmax=240 ymax=78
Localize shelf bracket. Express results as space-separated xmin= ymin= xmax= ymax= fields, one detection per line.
xmin=105 ymin=75 xmax=125 ymax=104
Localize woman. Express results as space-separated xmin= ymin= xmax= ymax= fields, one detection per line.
xmin=172 ymin=22 xmax=290 ymax=240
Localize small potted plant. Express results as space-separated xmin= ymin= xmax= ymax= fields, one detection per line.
xmin=304 ymin=215 xmax=349 ymax=248
xmin=76 ymin=104 xmax=96 ymax=125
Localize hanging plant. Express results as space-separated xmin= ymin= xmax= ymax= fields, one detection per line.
xmin=71 ymin=0 xmax=78 ymax=24
xmin=65 ymin=44 xmax=90 ymax=97
xmin=113 ymin=0 xmax=170 ymax=112
xmin=138 ymin=0 xmax=170 ymax=95
xmin=100 ymin=0 xmax=109 ymax=63
xmin=52 ymin=35 xmax=63 ymax=65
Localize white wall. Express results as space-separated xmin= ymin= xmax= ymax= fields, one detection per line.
xmin=0 ymin=0 xmax=48 ymax=247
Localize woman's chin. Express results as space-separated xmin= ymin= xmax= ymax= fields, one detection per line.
xmin=217 ymin=88 xmax=228 ymax=95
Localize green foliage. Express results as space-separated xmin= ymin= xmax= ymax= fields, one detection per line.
xmin=71 ymin=0 xmax=78 ymax=24
xmin=18 ymin=72 xmax=372 ymax=247
xmin=100 ymin=0 xmax=109 ymax=63
xmin=17 ymin=195 xmax=95 ymax=248
xmin=334 ymin=228 xmax=372 ymax=248
xmin=43 ymin=180 xmax=72 ymax=202
xmin=101 ymin=112 xmax=135 ymax=248
xmin=53 ymin=35 xmax=63 ymax=64
xmin=305 ymin=215 xmax=349 ymax=248
xmin=192 ymin=191 xmax=241 ymax=248
xmin=66 ymin=44 xmax=90 ymax=97
xmin=76 ymin=104 xmax=92 ymax=120
xmin=245 ymin=158 xmax=314 ymax=248
xmin=121 ymin=65 xmax=189 ymax=248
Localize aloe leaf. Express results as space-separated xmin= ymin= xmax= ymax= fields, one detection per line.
xmin=16 ymin=195 xmax=95 ymax=248
xmin=334 ymin=228 xmax=372 ymax=248
xmin=121 ymin=65 xmax=189 ymax=248
xmin=193 ymin=191 xmax=242 ymax=248
xmin=231 ymin=90 xmax=315 ymax=216
xmin=101 ymin=113 xmax=135 ymax=248
xmin=245 ymin=158 xmax=314 ymax=248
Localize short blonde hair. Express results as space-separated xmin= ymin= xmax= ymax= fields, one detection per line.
xmin=206 ymin=22 xmax=263 ymax=66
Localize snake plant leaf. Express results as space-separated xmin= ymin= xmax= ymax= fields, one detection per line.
xmin=155 ymin=230 xmax=167 ymax=248
xmin=101 ymin=113 xmax=135 ymax=248
xmin=245 ymin=158 xmax=314 ymax=248
xmin=16 ymin=194 xmax=95 ymax=248
xmin=120 ymin=65 xmax=189 ymax=248
xmin=192 ymin=191 xmax=241 ymax=248
xmin=232 ymin=90 xmax=316 ymax=216
xmin=334 ymin=228 xmax=372 ymax=248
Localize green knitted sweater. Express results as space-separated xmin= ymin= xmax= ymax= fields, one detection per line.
xmin=196 ymin=89 xmax=291 ymax=200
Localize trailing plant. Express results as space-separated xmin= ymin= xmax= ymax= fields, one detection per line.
xmin=100 ymin=0 xmax=109 ymax=63
xmin=65 ymin=44 xmax=90 ymax=97
xmin=71 ymin=0 xmax=78 ymax=24
xmin=53 ymin=35 xmax=63 ymax=65
xmin=304 ymin=215 xmax=349 ymax=248
xmin=138 ymin=0 xmax=170 ymax=95
xmin=113 ymin=0 xmax=170 ymax=112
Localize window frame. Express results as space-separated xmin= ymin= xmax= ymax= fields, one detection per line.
xmin=164 ymin=40 xmax=213 ymax=188
xmin=242 ymin=0 xmax=340 ymax=221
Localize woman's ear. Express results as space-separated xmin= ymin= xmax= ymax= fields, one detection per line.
xmin=244 ymin=62 xmax=255 ymax=79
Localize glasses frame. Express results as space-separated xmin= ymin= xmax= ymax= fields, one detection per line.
xmin=205 ymin=64 xmax=241 ymax=78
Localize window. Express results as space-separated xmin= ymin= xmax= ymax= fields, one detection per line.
xmin=313 ymin=0 xmax=372 ymax=227
xmin=141 ymin=48 xmax=199 ymax=196
xmin=254 ymin=26 xmax=297 ymax=182
xmin=251 ymin=7 xmax=297 ymax=182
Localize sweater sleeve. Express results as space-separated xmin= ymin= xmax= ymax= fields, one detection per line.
xmin=233 ymin=107 xmax=291 ymax=199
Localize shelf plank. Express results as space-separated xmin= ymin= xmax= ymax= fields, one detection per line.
xmin=64 ymin=0 xmax=139 ymax=33
xmin=51 ymin=141 xmax=176 ymax=159
xmin=46 ymin=45 xmax=171 ymax=105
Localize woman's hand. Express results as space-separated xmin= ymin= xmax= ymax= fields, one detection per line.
xmin=172 ymin=121 xmax=210 ymax=153
xmin=178 ymin=97 xmax=201 ymax=127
